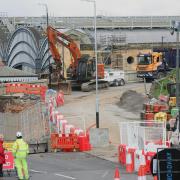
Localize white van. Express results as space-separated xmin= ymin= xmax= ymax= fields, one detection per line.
xmin=104 ymin=69 xmax=125 ymax=86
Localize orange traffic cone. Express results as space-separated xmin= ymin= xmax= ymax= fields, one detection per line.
xmin=114 ymin=167 xmax=120 ymax=180
xmin=138 ymin=165 xmax=146 ymax=180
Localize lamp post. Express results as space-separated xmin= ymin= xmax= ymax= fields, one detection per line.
xmin=161 ymin=36 xmax=165 ymax=48
xmin=171 ymin=20 xmax=180 ymax=133
xmin=81 ymin=0 xmax=99 ymax=128
xmin=38 ymin=3 xmax=51 ymax=88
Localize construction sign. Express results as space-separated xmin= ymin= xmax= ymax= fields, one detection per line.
xmin=150 ymin=148 xmax=180 ymax=180
xmin=3 ymin=152 xmax=14 ymax=170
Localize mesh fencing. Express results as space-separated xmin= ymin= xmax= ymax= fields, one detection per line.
xmin=0 ymin=102 xmax=48 ymax=143
xmin=119 ymin=121 xmax=166 ymax=150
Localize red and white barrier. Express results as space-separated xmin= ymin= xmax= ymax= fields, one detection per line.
xmin=3 ymin=152 xmax=15 ymax=170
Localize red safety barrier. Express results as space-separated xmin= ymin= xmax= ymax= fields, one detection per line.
xmin=51 ymin=133 xmax=79 ymax=151
xmin=145 ymin=113 xmax=154 ymax=121
xmin=51 ymin=133 xmax=58 ymax=149
xmin=153 ymin=104 xmax=161 ymax=113
xmin=126 ymin=147 xmax=136 ymax=173
xmin=51 ymin=133 xmax=91 ymax=152
xmin=145 ymin=104 xmax=153 ymax=112
xmin=145 ymin=152 xmax=156 ymax=174
xmin=78 ymin=135 xmax=91 ymax=152
xmin=56 ymin=91 xmax=64 ymax=106
xmin=3 ymin=151 xmax=15 ymax=170
xmin=118 ymin=144 xmax=126 ymax=165
xmin=57 ymin=134 xmax=80 ymax=151
xmin=159 ymin=104 xmax=169 ymax=111
xmin=5 ymin=83 xmax=47 ymax=101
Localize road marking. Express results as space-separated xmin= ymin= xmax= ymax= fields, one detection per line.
xmin=30 ymin=169 xmax=47 ymax=174
xmin=55 ymin=173 xmax=76 ymax=179
xmin=102 ymin=171 xmax=109 ymax=178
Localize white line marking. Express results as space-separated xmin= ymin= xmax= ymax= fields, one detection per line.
xmin=55 ymin=173 xmax=76 ymax=179
xmin=102 ymin=171 xmax=109 ymax=178
xmin=30 ymin=169 xmax=47 ymax=174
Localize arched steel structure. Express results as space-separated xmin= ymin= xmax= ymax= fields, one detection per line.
xmin=6 ymin=27 xmax=40 ymax=73
xmin=39 ymin=38 xmax=53 ymax=73
xmin=5 ymin=27 xmax=93 ymax=74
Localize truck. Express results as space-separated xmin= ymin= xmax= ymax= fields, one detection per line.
xmin=104 ymin=69 xmax=125 ymax=86
xmin=136 ymin=48 xmax=180 ymax=81
xmin=47 ymin=26 xmax=109 ymax=92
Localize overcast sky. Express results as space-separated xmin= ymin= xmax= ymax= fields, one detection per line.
xmin=1 ymin=0 xmax=180 ymax=17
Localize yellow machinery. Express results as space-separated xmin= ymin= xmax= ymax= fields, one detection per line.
xmin=136 ymin=52 xmax=169 ymax=80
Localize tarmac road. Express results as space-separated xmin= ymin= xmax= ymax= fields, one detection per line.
xmin=3 ymin=152 xmax=153 ymax=180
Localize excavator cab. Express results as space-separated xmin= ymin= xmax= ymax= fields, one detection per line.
xmin=76 ymin=55 xmax=95 ymax=82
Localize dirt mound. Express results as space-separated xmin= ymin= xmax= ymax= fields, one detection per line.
xmin=117 ymin=90 xmax=147 ymax=113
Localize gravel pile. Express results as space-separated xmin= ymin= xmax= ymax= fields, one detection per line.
xmin=117 ymin=90 xmax=147 ymax=113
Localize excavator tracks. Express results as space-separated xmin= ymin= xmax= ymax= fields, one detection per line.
xmin=81 ymin=80 xmax=109 ymax=92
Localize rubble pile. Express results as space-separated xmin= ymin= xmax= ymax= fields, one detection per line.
xmin=117 ymin=90 xmax=147 ymax=113
xmin=0 ymin=95 xmax=39 ymax=113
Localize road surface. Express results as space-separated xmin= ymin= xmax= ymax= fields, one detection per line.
xmin=3 ymin=152 xmax=153 ymax=180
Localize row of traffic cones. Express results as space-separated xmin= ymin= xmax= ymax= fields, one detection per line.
xmin=137 ymin=154 xmax=158 ymax=180
xmin=114 ymin=165 xmax=158 ymax=180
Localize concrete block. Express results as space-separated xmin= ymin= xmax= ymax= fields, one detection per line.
xmin=89 ymin=128 xmax=109 ymax=148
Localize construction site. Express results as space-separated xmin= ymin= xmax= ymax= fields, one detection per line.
xmin=0 ymin=1 xmax=180 ymax=179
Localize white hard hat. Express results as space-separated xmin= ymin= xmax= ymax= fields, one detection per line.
xmin=16 ymin=131 xmax=22 ymax=138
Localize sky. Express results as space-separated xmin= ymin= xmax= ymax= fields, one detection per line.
xmin=0 ymin=0 xmax=180 ymax=17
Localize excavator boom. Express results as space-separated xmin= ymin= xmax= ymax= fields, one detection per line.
xmin=47 ymin=25 xmax=108 ymax=92
xmin=47 ymin=26 xmax=81 ymax=70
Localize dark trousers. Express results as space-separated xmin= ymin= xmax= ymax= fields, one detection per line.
xmin=0 ymin=164 xmax=3 ymax=176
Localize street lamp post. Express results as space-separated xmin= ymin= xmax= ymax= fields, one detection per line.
xmin=161 ymin=36 xmax=165 ymax=48
xmin=38 ymin=3 xmax=51 ymax=88
xmin=171 ymin=20 xmax=180 ymax=133
xmin=81 ymin=0 xmax=99 ymax=128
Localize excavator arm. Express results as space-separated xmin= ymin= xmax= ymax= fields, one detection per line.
xmin=47 ymin=26 xmax=81 ymax=71
xmin=47 ymin=26 xmax=107 ymax=92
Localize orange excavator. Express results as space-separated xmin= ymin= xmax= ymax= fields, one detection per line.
xmin=47 ymin=26 xmax=108 ymax=92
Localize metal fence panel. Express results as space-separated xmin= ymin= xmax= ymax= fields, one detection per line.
xmin=0 ymin=102 xmax=47 ymax=143
xmin=119 ymin=121 xmax=166 ymax=150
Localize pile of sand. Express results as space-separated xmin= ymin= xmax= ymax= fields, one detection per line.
xmin=117 ymin=90 xmax=147 ymax=113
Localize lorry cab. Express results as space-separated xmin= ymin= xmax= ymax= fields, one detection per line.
xmin=136 ymin=52 xmax=164 ymax=80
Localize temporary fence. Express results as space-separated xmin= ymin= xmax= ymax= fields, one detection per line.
xmin=5 ymin=83 xmax=47 ymax=101
xmin=0 ymin=102 xmax=48 ymax=144
xmin=119 ymin=121 xmax=166 ymax=150
xmin=118 ymin=120 xmax=167 ymax=175
xmin=0 ymin=83 xmax=5 ymax=95
xmin=61 ymin=115 xmax=86 ymax=136
xmin=44 ymin=90 xmax=91 ymax=152
xmin=45 ymin=89 xmax=64 ymax=109
xmin=49 ymin=112 xmax=91 ymax=152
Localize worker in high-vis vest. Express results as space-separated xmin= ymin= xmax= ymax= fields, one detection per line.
xmin=12 ymin=132 xmax=29 ymax=180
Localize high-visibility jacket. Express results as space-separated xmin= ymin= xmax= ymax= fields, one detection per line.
xmin=12 ymin=139 xmax=29 ymax=159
